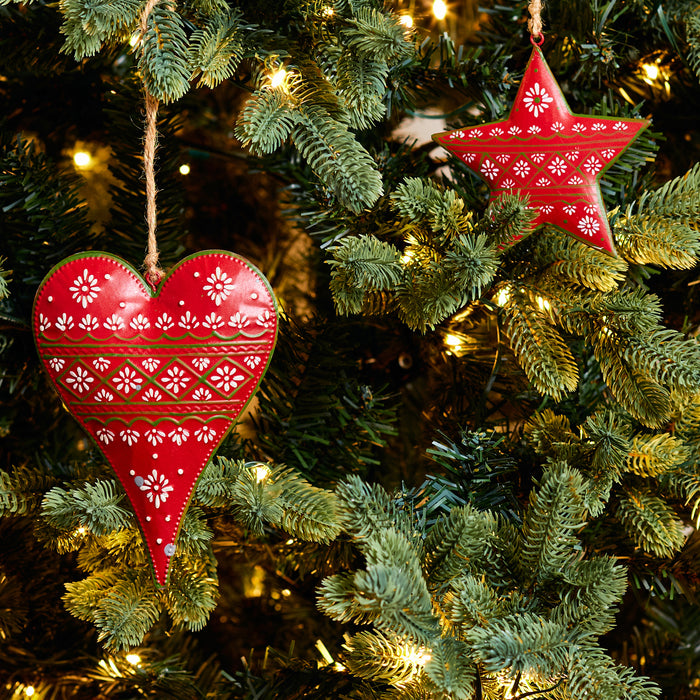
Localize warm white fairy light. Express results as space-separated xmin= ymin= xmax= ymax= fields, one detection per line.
xmin=269 ymin=68 xmax=288 ymax=90
xmin=322 ymin=6 xmax=334 ymax=17
xmin=495 ymin=286 xmax=511 ymax=307
xmin=24 ymin=688 xmax=35 ymax=698
xmin=536 ymin=295 xmax=551 ymax=312
xmin=73 ymin=150 xmax=92 ymax=168
xmin=642 ymin=63 xmax=659 ymax=81
xmin=179 ymin=163 xmax=191 ymax=175
xmin=254 ymin=464 xmax=271 ymax=482
xmin=399 ymin=14 xmax=413 ymax=28
xmin=432 ymin=0 xmax=447 ymax=20
xmin=129 ymin=33 xmax=139 ymax=47
xmin=445 ymin=334 xmax=462 ymax=348
xmin=125 ymin=653 xmax=141 ymax=665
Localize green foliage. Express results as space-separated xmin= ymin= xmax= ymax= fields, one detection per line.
xmin=616 ymin=488 xmax=686 ymax=558
xmin=139 ymin=3 xmax=191 ymax=103
xmin=518 ymin=462 xmax=588 ymax=585
xmin=250 ymin=317 xmax=398 ymax=482
xmin=329 ymin=179 xmax=499 ymax=331
xmin=523 ymin=405 xmax=695 ymax=558
xmin=319 ymin=465 xmax=656 ymax=697
xmin=42 ymin=479 xmax=132 ymax=535
xmin=0 ymin=465 xmax=56 ymax=515
xmin=187 ymin=11 xmax=251 ymax=88
xmin=499 ymin=287 xmax=579 ymax=402
xmin=615 ymin=164 xmax=700 ymax=268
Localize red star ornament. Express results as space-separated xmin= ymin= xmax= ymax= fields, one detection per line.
xmin=433 ymin=45 xmax=650 ymax=254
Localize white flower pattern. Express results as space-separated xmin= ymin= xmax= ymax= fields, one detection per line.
xmin=522 ymin=82 xmax=553 ymax=117
xmin=145 ymin=428 xmax=166 ymax=446
xmin=547 ymin=157 xmax=568 ymax=176
xmin=481 ymin=159 xmax=499 ymax=179
xmin=113 ymin=366 xmax=143 ymax=394
xmin=583 ymin=156 xmax=602 ymax=174
xmin=211 ymin=364 xmax=245 ymax=393
xmin=137 ymin=469 xmax=173 ymax=509
xmin=141 ymin=358 xmax=160 ymax=373
xmin=49 ymin=358 xmax=65 ymax=372
xmin=104 ymin=314 xmax=125 ymax=331
xmin=120 ymin=429 xmax=140 ymax=445
xmin=93 ymin=357 xmax=110 ymax=372
xmin=195 ymin=426 xmax=217 ymax=443
xmin=203 ymin=267 xmax=235 ymax=306
xmin=578 ymin=215 xmax=601 ymax=237
xmin=228 ymin=312 xmax=249 ymax=330
xmin=191 ymin=358 xmax=210 ymax=372
xmin=142 ymin=387 xmax=163 ymax=402
xmin=69 ymin=269 xmax=101 ymax=308
xmin=65 ymin=366 xmax=93 ymax=393
xmin=94 ymin=388 xmax=114 ymax=402
xmin=513 ymin=160 xmax=531 ymax=178
xmin=192 ymin=387 xmax=212 ymax=401
xmin=39 ymin=314 xmax=51 ymax=332
xmin=79 ymin=314 xmax=100 ymax=331
xmin=155 ymin=313 xmax=174 ymax=331
xmin=96 ymin=428 xmax=114 ymax=444
xmin=162 ymin=366 xmax=189 ymax=394
xmin=202 ymin=312 xmax=225 ymax=330
xmin=130 ymin=314 xmax=150 ymax=331
xmin=55 ymin=313 xmax=74 ymax=332
xmin=178 ymin=311 xmax=199 ymax=330
xmin=169 ymin=426 xmax=190 ymax=445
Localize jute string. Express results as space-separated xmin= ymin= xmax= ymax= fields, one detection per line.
xmin=527 ymin=0 xmax=544 ymax=40
xmin=139 ymin=0 xmax=165 ymax=286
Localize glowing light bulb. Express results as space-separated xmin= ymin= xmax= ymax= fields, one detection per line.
xmin=322 ymin=6 xmax=334 ymax=17
xmin=129 ymin=33 xmax=140 ymax=47
xmin=445 ymin=334 xmax=462 ymax=348
xmin=24 ymin=688 xmax=35 ymax=698
xmin=269 ymin=68 xmax=287 ymax=90
xmin=496 ymin=287 xmax=510 ymax=307
xmin=642 ymin=63 xmax=659 ymax=81
xmin=254 ymin=464 xmax=270 ymax=483
xmin=432 ymin=0 xmax=447 ymax=20
xmin=73 ymin=151 xmax=92 ymax=168
xmin=179 ymin=163 xmax=191 ymax=175
xmin=126 ymin=654 xmax=141 ymax=665
xmin=399 ymin=14 xmax=413 ymax=28
xmin=281 ymin=588 xmax=291 ymax=597
xmin=536 ymin=295 xmax=551 ymax=312
xmin=401 ymin=250 xmax=414 ymax=263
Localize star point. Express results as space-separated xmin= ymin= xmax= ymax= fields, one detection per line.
xmin=434 ymin=46 xmax=650 ymax=254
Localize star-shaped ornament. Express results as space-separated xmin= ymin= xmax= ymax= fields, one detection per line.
xmin=433 ymin=45 xmax=650 ymax=254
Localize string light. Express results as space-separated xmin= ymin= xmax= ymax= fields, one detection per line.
xmin=322 ymin=6 xmax=334 ymax=17
xmin=73 ymin=150 xmax=92 ymax=169
xmin=179 ymin=163 xmax=191 ymax=175
xmin=253 ymin=464 xmax=271 ymax=482
xmin=432 ymin=0 xmax=447 ymax=20
xmin=129 ymin=33 xmax=139 ymax=47
xmin=642 ymin=62 xmax=659 ymax=81
xmin=399 ymin=14 xmax=414 ymax=28
xmin=24 ymin=688 xmax=35 ymax=698
xmin=495 ymin=286 xmax=511 ymax=307
xmin=125 ymin=653 xmax=141 ymax=665
xmin=269 ymin=68 xmax=288 ymax=90
xmin=536 ymin=295 xmax=551 ymax=312
xmin=445 ymin=334 xmax=462 ymax=348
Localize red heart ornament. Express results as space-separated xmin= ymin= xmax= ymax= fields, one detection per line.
xmin=32 ymin=251 xmax=278 ymax=586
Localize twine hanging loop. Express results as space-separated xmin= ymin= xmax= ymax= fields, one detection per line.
xmin=139 ymin=0 xmax=165 ymax=288
xmin=527 ymin=0 xmax=544 ymax=42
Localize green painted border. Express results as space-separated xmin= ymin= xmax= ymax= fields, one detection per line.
xmin=33 ymin=249 xmax=280 ymax=587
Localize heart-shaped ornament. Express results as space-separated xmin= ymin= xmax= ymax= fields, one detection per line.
xmin=32 ymin=251 xmax=278 ymax=585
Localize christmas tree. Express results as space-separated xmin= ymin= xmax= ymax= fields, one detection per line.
xmin=2 ymin=0 xmax=700 ymax=697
